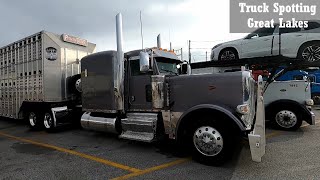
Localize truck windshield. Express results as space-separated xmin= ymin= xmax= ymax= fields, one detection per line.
xmin=157 ymin=61 xmax=178 ymax=75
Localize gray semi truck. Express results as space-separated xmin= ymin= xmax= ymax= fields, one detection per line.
xmin=0 ymin=13 xmax=266 ymax=165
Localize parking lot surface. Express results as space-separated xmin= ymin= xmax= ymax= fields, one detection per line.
xmin=0 ymin=110 xmax=320 ymax=180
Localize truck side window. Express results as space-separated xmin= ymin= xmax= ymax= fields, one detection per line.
xmin=293 ymin=75 xmax=304 ymax=80
xmin=130 ymin=60 xmax=141 ymax=76
xmin=308 ymin=76 xmax=316 ymax=82
xmin=130 ymin=60 xmax=153 ymax=76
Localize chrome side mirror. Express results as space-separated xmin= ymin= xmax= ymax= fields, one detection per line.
xmin=180 ymin=62 xmax=191 ymax=75
xmin=139 ymin=51 xmax=150 ymax=72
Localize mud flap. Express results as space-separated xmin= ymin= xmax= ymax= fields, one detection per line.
xmin=248 ymin=76 xmax=266 ymax=162
xmin=51 ymin=106 xmax=69 ymax=127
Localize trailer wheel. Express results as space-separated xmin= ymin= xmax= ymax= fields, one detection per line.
xmin=28 ymin=112 xmax=44 ymax=130
xmin=44 ymin=112 xmax=56 ymax=132
xmin=270 ymin=107 xmax=302 ymax=131
xmin=189 ymin=118 xmax=235 ymax=166
xmin=68 ymin=74 xmax=82 ymax=95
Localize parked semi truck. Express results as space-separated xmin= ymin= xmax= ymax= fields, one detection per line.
xmin=191 ymin=64 xmax=315 ymax=131
xmin=0 ymin=14 xmax=267 ymax=165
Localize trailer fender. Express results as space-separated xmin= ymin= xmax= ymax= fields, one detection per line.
xmin=175 ymin=104 xmax=246 ymax=141
xmin=265 ymin=99 xmax=314 ymax=125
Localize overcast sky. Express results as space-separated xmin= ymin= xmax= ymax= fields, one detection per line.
xmin=0 ymin=0 xmax=246 ymax=62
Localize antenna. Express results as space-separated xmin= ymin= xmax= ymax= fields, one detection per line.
xmin=139 ymin=11 xmax=144 ymax=51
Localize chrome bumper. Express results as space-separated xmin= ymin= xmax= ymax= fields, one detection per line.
xmin=248 ymin=76 xmax=266 ymax=162
xmin=310 ymin=111 xmax=316 ymax=125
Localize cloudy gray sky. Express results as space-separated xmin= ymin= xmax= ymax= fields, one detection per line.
xmin=0 ymin=0 xmax=246 ymax=62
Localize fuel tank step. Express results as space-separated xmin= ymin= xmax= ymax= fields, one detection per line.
xmin=81 ymin=112 xmax=118 ymax=134
xmin=119 ymin=113 xmax=158 ymax=142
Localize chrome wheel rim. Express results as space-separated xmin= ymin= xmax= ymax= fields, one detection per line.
xmin=29 ymin=112 xmax=36 ymax=127
xmin=302 ymin=45 xmax=320 ymax=62
xmin=221 ymin=50 xmax=236 ymax=61
xmin=75 ymin=79 xmax=82 ymax=93
xmin=275 ymin=110 xmax=297 ymax=128
xmin=44 ymin=113 xmax=53 ymax=129
xmin=193 ymin=126 xmax=223 ymax=156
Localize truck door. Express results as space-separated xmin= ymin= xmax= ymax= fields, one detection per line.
xmin=128 ymin=59 xmax=153 ymax=110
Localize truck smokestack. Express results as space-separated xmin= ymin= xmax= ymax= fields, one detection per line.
xmin=157 ymin=34 xmax=161 ymax=48
xmin=115 ymin=13 xmax=124 ymax=111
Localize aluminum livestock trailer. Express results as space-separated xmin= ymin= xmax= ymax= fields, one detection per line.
xmin=0 ymin=31 xmax=96 ymax=125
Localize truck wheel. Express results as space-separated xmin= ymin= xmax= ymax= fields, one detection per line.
xmin=190 ymin=119 xmax=234 ymax=166
xmin=28 ymin=112 xmax=44 ymax=130
xmin=271 ymin=108 xmax=302 ymax=131
xmin=43 ymin=112 xmax=56 ymax=132
xmin=312 ymin=93 xmax=320 ymax=105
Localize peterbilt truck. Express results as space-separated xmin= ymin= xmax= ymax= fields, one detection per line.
xmin=191 ymin=64 xmax=315 ymax=131
xmin=0 ymin=14 xmax=266 ymax=165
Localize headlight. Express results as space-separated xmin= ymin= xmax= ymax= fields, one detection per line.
xmin=212 ymin=43 xmax=222 ymax=50
xmin=237 ymin=104 xmax=250 ymax=115
xmin=306 ymin=99 xmax=314 ymax=106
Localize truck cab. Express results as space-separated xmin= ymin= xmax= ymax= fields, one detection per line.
xmin=304 ymin=69 xmax=320 ymax=104
xmin=125 ymin=48 xmax=182 ymax=111
xmin=261 ymin=68 xmax=315 ymax=130
xmin=78 ymin=13 xmax=265 ymax=166
xmin=80 ymin=46 xmax=264 ymax=165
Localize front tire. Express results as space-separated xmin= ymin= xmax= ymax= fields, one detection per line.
xmin=270 ymin=107 xmax=302 ymax=131
xmin=189 ymin=118 xmax=235 ymax=166
xmin=312 ymin=93 xmax=320 ymax=105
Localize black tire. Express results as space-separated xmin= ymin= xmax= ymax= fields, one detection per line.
xmin=270 ymin=106 xmax=302 ymax=131
xmin=43 ymin=111 xmax=56 ymax=132
xmin=67 ymin=74 xmax=82 ymax=96
xmin=27 ymin=111 xmax=44 ymax=130
xmin=188 ymin=118 xmax=236 ymax=166
xmin=297 ymin=42 xmax=320 ymax=62
xmin=312 ymin=93 xmax=320 ymax=105
xmin=218 ymin=48 xmax=239 ymax=61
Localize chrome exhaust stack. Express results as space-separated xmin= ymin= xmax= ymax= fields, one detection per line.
xmin=157 ymin=34 xmax=161 ymax=48
xmin=81 ymin=13 xmax=124 ymax=133
xmin=115 ymin=13 xmax=125 ymax=111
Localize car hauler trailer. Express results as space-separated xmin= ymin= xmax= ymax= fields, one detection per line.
xmin=0 ymin=14 xmax=266 ymax=165
xmin=0 ymin=31 xmax=96 ymax=129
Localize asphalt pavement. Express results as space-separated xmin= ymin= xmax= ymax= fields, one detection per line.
xmin=0 ymin=110 xmax=320 ymax=180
